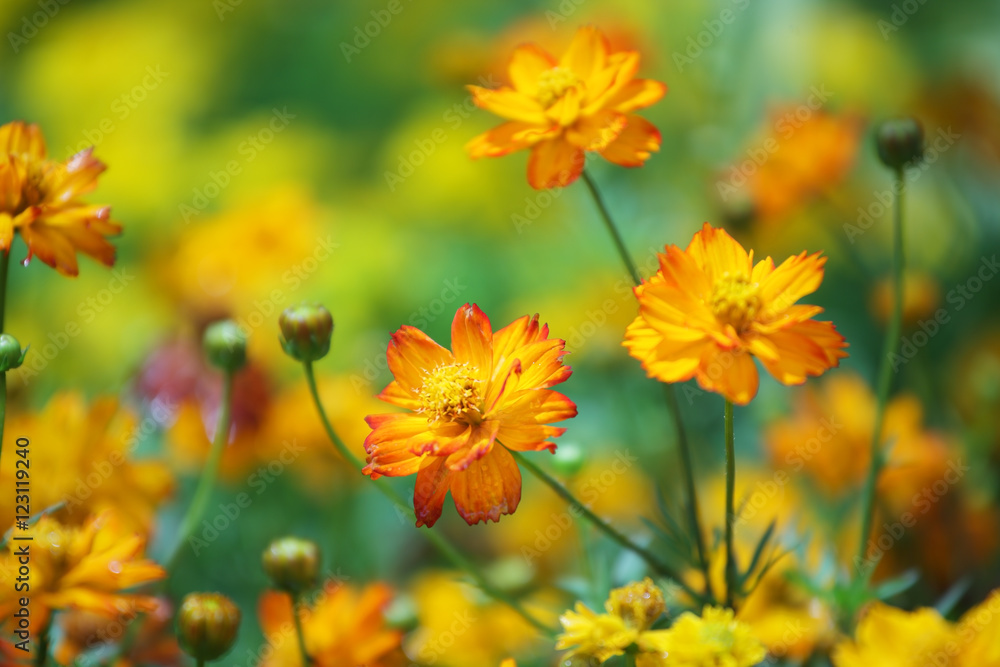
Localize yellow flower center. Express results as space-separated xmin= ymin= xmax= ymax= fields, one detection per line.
xmin=699 ymin=619 xmax=737 ymax=650
xmin=710 ymin=274 xmax=762 ymax=331
xmin=536 ymin=67 xmax=580 ymax=108
xmin=418 ymin=363 xmax=483 ymax=426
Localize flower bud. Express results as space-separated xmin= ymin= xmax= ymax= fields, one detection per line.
xmin=278 ymin=304 xmax=334 ymax=362
xmin=875 ymin=117 xmax=924 ymax=170
xmin=550 ymin=442 xmax=586 ymax=478
xmin=0 ymin=334 xmax=27 ymax=372
xmin=605 ymin=578 xmax=666 ymax=631
xmin=262 ymin=537 xmax=320 ymax=594
xmin=203 ymin=320 xmax=246 ymax=373
xmin=177 ymin=593 xmax=241 ymax=662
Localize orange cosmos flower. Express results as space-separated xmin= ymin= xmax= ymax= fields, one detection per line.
xmin=364 ymin=303 xmax=576 ymax=527
xmin=0 ymin=513 xmax=164 ymax=635
xmin=466 ymin=26 xmax=666 ymax=189
xmin=623 ymin=223 xmax=847 ymax=405
xmin=0 ymin=120 xmax=120 ymax=276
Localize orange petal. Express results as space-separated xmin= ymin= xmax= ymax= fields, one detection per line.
xmin=508 ymin=43 xmax=556 ymax=96
xmin=385 ymin=326 xmax=454 ymax=395
xmin=696 ymin=347 xmax=760 ymax=405
xmin=376 ymin=380 xmax=421 ymax=411
xmin=605 ymin=79 xmax=667 ymax=113
xmin=451 ymin=303 xmax=493 ymax=378
xmin=466 ymin=121 xmax=554 ymax=159
xmin=413 ymin=456 xmax=452 ymax=527
xmin=599 ymin=115 xmax=661 ymax=167
xmin=363 ymin=413 xmax=429 ymax=478
xmin=467 ymin=85 xmax=548 ymax=125
xmin=0 ymin=214 xmax=12 ymax=252
xmin=526 ymin=138 xmax=585 ymax=189
xmin=444 ymin=420 xmax=500 ymax=471
xmin=0 ymin=121 xmax=47 ymax=159
xmin=565 ymin=109 xmax=627 ymax=150
xmin=449 ymin=444 xmax=522 ymax=525
xmin=758 ymin=251 xmax=827 ymax=316
xmin=756 ymin=320 xmax=848 ymax=385
xmin=559 ymin=26 xmax=609 ymax=81
xmin=19 ymin=223 xmax=80 ymax=276
xmin=685 ymin=223 xmax=752 ymax=284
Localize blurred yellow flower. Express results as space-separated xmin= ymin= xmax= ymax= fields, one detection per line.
xmin=0 ymin=121 xmax=120 ymax=276
xmin=556 ymin=578 xmax=671 ymax=664
xmin=624 ymin=223 xmax=847 ymax=405
xmin=0 ymin=392 xmax=173 ymax=534
xmin=466 ymin=25 xmax=665 ymax=189
xmin=0 ymin=513 xmax=164 ymax=635
xmin=258 ymin=581 xmax=403 ymax=667
xmin=955 ymin=590 xmax=1000 ymax=666
xmin=659 ymin=606 xmax=767 ymax=667
xmin=832 ymin=603 xmax=956 ymax=667
xmin=870 ymin=270 xmax=942 ymax=327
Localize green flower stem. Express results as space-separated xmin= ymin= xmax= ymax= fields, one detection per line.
xmin=581 ymin=169 xmax=711 ymax=596
xmin=167 ymin=370 xmax=235 ymax=572
xmin=625 ymin=651 xmax=637 ymax=667
xmin=35 ymin=617 xmax=50 ymax=667
xmin=301 ymin=361 xmax=555 ymax=636
xmin=855 ymin=166 xmax=906 ymax=582
xmin=724 ymin=399 xmax=736 ymax=609
xmin=511 ymin=450 xmax=705 ymax=604
xmin=291 ymin=593 xmax=312 ymax=666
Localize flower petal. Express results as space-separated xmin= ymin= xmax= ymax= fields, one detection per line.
xmin=695 ymin=348 xmax=760 ymax=405
xmin=449 ymin=444 xmax=522 ymax=525
xmin=599 ymin=115 xmax=661 ymax=167
xmin=413 ymin=456 xmax=452 ymax=528
xmin=605 ymin=79 xmax=667 ymax=113
xmin=527 ymin=138 xmax=585 ymax=189
xmin=508 ymin=43 xmax=557 ymax=96
xmin=467 ymin=85 xmax=548 ymax=125
xmin=566 ymin=109 xmax=627 ymax=150
xmin=559 ymin=26 xmax=609 ymax=81
xmin=451 ymin=303 xmax=493 ymax=379
xmin=466 ymin=121 xmax=555 ymax=159
xmin=756 ymin=320 xmax=848 ymax=385
xmin=385 ymin=326 xmax=454 ymax=396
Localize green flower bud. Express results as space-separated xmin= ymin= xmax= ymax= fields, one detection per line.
xmin=278 ymin=304 xmax=334 ymax=362
xmin=203 ymin=320 xmax=247 ymax=373
xmin=875 ymin=117 xmax=924 ymax=170
xmin=550 ymin=442 xmax=586 ymax=478
xmin=0 ymin=334 xmax=27 ymax=372
xmin=262 ymin=537 xmax=320 ymax=594
xmin=177 ymin=593 xmax=241 ymax=662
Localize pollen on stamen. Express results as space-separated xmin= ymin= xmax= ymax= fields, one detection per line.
xmin=417 ymin=362 xmax=484 ymax=426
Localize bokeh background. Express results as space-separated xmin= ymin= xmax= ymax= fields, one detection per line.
xmin=1 ymin=0 xmax=999 ymax=664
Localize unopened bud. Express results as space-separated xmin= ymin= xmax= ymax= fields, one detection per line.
xmin=875 ymin=117 xmax=924 ymax=170
xmin=262 ymin=537 xmax=320 ymax=594
xmin=203 ymin=320 xmax=246 ymax=373
xmin=278 ymin=303 xmax=334 ymax=362
xmin=177 ymin=593 xmax=241 ymax=662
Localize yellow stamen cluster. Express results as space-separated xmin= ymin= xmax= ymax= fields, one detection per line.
xmin=536 ymin=67 xmax=580 ymax=108
xmin=418 ymin=363 xmax=483 ymax=426
xmin=710 ymin=273 xmax=762 ymax=331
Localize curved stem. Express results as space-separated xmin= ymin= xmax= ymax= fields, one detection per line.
xmin=724 ymin=399 xmax=736 ymax=609
xmin=291 ymin=593 xmax=312 ymax=666
xmin=855 ymin=166 xmax=906 ymax=583
xmin=167 ymin=370 xmax=235 ymax=571
xmin=301 ymin=361 xmax=555 ymax=635
xmin=581 ymin=170 xmax=711 ymax=593
xmin=511 ymin=450 xmax=705 ymax=604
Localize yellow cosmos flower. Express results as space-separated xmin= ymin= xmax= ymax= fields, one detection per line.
xmin=832 ymin=603 xmax=957 ymax=667
xmin=660 ymin=606 xmax=767 ymax=667
xmin=0 ymin=121 xmax=120 ymax=276
xmin=557 ymin=578 xmax=672 ymax=664
xmin=955 ymin=590 xmax=1000 ymax=666
xmin=364 ymin=303 xmax=576 ymax=527
xmin=0 ymin=513 xmax=164 ymax=634
xmin=258 ymin=581 xmax=403 ymax=667
xmin=623 ymin=223 xmax=848 ymax=405
xmin=466 ymin=26 xmax=666 ymax=189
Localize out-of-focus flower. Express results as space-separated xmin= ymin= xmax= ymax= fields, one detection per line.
xmin=258 ymin=581 xmax=403 ymax=667
xmin=0 ymin=392 xmax=173 ymax=533
xmin=955 ymin=590 xmax=1000 ymax=666
xmin=56 ymin=598 xmax=181 ymax=667
xmin=363 ymin=303 xmax=577 ymax=527
xmin=832 ymin=603 xmax=956 ymax=667
xmin=556 ymin=578 xmax=671 ymax=664
xmin=0 ymin=513 xmax=164 ymax=634
xmin=870 ymin=270 xmax=941 ymax=327
xmin=623 ymin=223 xmax=848 ymax=405
xmin=406 ymin=572 xmax=547 ymax=667
xmin=723 ymin=109 xmax=861 ymax=223
xmin=466 ymin=25 xmax=665 ymax=189
xmin=658 ymin=606 xmax=767 ymax=667
xmin=0 ymin=120 xmax=120 ymax=276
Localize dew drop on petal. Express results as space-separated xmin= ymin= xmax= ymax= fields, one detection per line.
xmin=108 ymin=560 xmax=123 ymax=574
